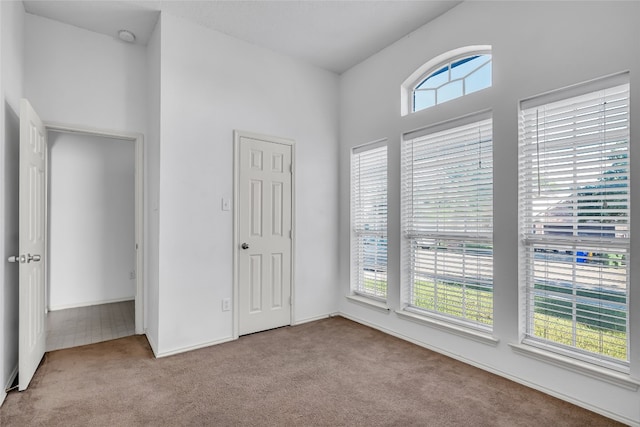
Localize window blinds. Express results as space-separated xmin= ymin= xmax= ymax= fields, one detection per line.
xmin=402 ymin=116 xmax=493 ymax=328
xmin=519 ymin=79 xmax=630 ymax=365
xmin=352 ymin=143 xmax=388 ymax=300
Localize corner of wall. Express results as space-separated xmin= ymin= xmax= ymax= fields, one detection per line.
xmin=143 ymin=9 xmax=161 ymax=350
xmin=0 ymin=1 xmax=5 ymax=408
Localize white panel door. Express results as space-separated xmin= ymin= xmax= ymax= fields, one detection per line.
xmin=18 ymin=99 xmax=47 ymax=391
xmin=238 ymin=135 xmax=292 ymax=335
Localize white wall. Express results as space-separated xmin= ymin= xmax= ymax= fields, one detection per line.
xmin=144 ymin=15 xmax=161 ymax=355
xmin=155 ymin=13 xmax=339 ymax=355
xmin=338 ymin=2 xmax=640 ymax=424
xmin=0 ymin=0 xmax=24 ymax=405
xmin=48 ymin=132 xmax=135 ymax=310
xmin=24 ymin=14 xmax=147 ymax=134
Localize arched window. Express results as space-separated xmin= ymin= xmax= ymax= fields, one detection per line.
xmin=401 ymin=46 xmax=492 ymax=115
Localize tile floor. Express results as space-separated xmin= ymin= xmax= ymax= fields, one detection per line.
xmin=46 ymin=300 xmax=135 ymax=351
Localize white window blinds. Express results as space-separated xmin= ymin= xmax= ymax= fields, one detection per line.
xmin=519 ymin=77 xmax=630 ymax=366
xmin=352 ymin=142 xmax=387 ymax=300
xmin=402 ymin=115 xmax=493 ymax=328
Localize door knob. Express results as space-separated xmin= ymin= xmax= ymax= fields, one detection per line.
xmin=27 ymin=254 xmax=41 ymax=263
xmin=7 ymin=254 xmax=37 ymax=263
xmin=7 ymin=254 xmax=41 ymax=264
xmin=241 ymin=243 xmax=249 ymax=250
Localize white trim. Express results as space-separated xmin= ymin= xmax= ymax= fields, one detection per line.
xmin=395 ymin=309 xmax=498 ymax=346
xmin=522 ymin=337 xmax=630 ymax=374
xmin=4 ymin=363 xmax=18 ymax=392
xmin=1 ymin=364 xmax=18 ymax=405
xmin=292 ymin=313 xmax=334 ymax=326
xmin=154 ymin=336 xmax=235 ymax=358
xmin=233 ymin=134 xmax=239 ymax=339
xmin=338 ymin=313 xmax=638 ymax=427
xmin=517 ymin=82 xmax=631 ymax=368
xmin=346 ymin=294 xmax=390 ymax=313
xmin=0 ymin=364 xmax=17 ymax=406
xmin=352 ymin=137 xmax=387 ymax=154
xmin=145 ymin=332 xmax=158 ymax=357
xmin=350 ymin=141 xmax=388 ymax=300
xmin=45 ymin=122 xmax=142 ymax=141
xmin=403 ymin=109 xmax=492 ymax=141
xmin=44 ymin=122 xmax=145 ymax=335
xmin=232 ymin=130 xmax=296 ymax=339
xmin=48 ymin=297 xmax=135 ymax=312
xmin=44 ymin=132 xmax=49 ymax=315
xmin=520 ymin=71 xmax=630 ymax=110
xmin=509 ymin=343 xmax=639 ymax=391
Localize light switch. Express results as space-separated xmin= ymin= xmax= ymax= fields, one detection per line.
xmin=222 ymin=198 xmax=230 ymax=211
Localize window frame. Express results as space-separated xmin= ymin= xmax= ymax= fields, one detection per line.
xmin=518 ymin=73 xmax=631 ymax=371
xmin=401 ymin=111 xmax=494 ymax=331
xmin=351 ymin=139 xmax=388 ymax=302
xmin=401 ymin=45 xmax=492 ymax=116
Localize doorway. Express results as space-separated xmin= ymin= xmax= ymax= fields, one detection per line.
xmin=45 ymin=125 xmax=144 ymax=350
xmin=46 ymin=131 xmax=136 ymax=350
xmin=233 ymin=131 xmax=295 ymax=337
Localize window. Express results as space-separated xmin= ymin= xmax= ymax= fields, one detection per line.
xmin=519 ymin=74 xmax=630 ymax=368
xmin=352 ymin=141 xmax=388 ymax=300
xmin=402 ymin=114 xmax=493 ymax=329
xmin=410 ymin=50 xmax=492 ymax=113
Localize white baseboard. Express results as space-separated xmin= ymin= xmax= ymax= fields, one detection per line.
xmin=154 ymin=336 xmax=235 ymax=358
xmin=292 ymin=312 xmax=337 ymax=326
xmin=336 ymin=312 xmax=638 ymax=427
xmin=144 ymin=333 xmax=158 ymax=357
xmin=1 ymin=363 xmax=18 ymax=406
xmin=49 ymin=297 xmax=134 ymax=311
xmin=4 ymin=364 xmax=18 ymax=391
xmin=152 ymin=313 xmax=338 ymax=358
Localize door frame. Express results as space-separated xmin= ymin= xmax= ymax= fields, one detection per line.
xmin=45 ymin=122 xmax=145 ymax=334
xmin=232 ymin=130 xmax=295 ymax=339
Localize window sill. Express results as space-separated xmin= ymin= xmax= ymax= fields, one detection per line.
xmin=509 ymin=343 xmax=640 ymax=391
xmin=345 ymin=294 xmax=390 ymax=313
xmin=395 ymin=309 xmax=499 ymax=346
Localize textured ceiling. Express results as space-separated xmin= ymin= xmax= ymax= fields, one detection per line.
xmin=23 ymin=0 xmax=461 ymax=74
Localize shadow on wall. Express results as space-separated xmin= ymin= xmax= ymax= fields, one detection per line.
xmin=4 ymin=100 xmax=20 ymax=376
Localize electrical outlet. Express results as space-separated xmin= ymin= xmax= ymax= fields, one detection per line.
xmin=222 ymin=298 xmax=231 ymax=311
xmin=129 ymin=271 xmax=136 ymax=280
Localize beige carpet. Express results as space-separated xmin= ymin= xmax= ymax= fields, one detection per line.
xmin=1 ymin=316 xmax=621 ymax=426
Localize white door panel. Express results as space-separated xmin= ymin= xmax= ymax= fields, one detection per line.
xmin=18 ymin=99 xmax=47 ymax=391
xmin=238 ymin=135 xmax=292 ymax=335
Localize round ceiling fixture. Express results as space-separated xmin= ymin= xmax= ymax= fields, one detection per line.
xmin=118 ymin=29 xmax=136 ymax=43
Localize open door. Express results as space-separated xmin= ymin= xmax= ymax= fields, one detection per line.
xmin=16 ymin=99 xmax=47 ymax=390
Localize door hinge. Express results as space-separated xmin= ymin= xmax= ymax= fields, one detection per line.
xmin=289 ymin=164 xmax=292 ymax=173
xmin=289 ymin=230 xmax=292 ymax=239
xmin=289 ymin=296 xmax=292 ymax=306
